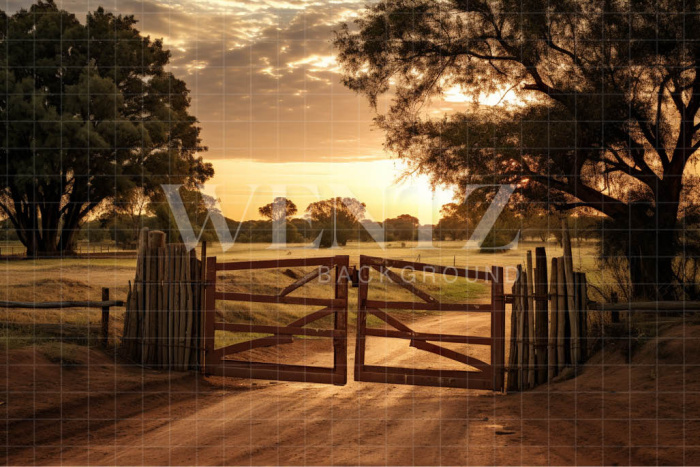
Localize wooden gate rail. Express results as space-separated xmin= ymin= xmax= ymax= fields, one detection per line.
xmin=203 ymin=255 xmax=349 ymax=385
xmin=355 ymin=255 xmax=505 ymax=391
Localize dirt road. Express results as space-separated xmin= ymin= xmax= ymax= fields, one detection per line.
xmin=4 ymin=316 xmax=699 ymax=465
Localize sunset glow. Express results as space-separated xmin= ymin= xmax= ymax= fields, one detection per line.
xmin=0 ymin=0 xmax=523 ymax=222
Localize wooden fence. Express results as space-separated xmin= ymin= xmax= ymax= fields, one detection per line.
xmin=0 ymin=289 xmax=124 ymax=346
xmin=355 ymin=255 xmax=506 ymax=390
xmin=507 ymin=220 xmax=590 ymax=391
xmin=203 ymin=255 xmax=350 ymax=385
xmin=0 ymin=244 xmax=138 ymax=259
xmin=119 ymin=229 xmax=205 ymax=370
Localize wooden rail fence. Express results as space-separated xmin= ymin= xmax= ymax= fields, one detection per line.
xmin=355 ymin=255 xmax=506 ymax=391
xmin=203 ymin=255 xmax=349 ymax=385
xmin=0 ymin=288 xmax=124 ymax=346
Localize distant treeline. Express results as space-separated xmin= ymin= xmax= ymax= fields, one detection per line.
xmin=0 ymin=195 xmax=603 ymax=250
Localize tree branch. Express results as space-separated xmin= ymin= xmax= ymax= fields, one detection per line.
xmin=542 ymin=21 xmax=581 ymax=68
xmin=518 ymin=161 xmax=628 ymax=218
xmin=554 ymin=202 xmax=590 ymax=211
xmin=630 ymin=103 xmax=671 ymax=169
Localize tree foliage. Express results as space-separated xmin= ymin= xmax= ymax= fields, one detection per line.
xmin=305 ymin=197 xmax=366 ymax=247
xmin=383 ymin=214 xmax=420 ymax=241
xmin=336 ymin=0 xmax=700 ymax=298
xmin=258 ymin=197 xmax=298 ymax=222
xmin=0 ymin=1 xmax=213 ymax=255
xmin=436 ymin=203 xmax=470 ymax=241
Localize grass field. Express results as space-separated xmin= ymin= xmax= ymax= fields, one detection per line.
xmin=0 ymin=240 xmax=603 ymax=350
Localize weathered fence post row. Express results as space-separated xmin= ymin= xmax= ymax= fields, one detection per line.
xmin=119 ymin=228 xmax=205 ymax=369
xmin=507 ymin=221 xmax=591 ymax=391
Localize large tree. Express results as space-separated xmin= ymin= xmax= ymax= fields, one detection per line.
xmin=384 ymin=214 xmax=420 ymax=241
xmin=336 ymin=0 xmax=700 ymax=299
xmin=0 ymin=1 xmax=212 ymax=256
xmin=305 ymin=197 xmax=366 ymax=247
xmin=258 ymin=197 xmax=298 ymax=222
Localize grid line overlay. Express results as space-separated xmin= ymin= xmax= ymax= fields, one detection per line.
xmin=0 ymin=0 xmax=699 ymax=465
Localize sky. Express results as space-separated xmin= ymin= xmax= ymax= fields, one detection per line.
xmin=4 ymin=0 xmax=484 ymax=223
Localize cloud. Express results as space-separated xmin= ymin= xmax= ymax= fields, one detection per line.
xmin=3 ymin=0 xmax=383 ymax=163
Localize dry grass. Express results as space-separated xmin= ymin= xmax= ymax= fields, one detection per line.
xmin=39 ymin=341 xmax=85 ymax=366
xmin=0 ymin=240 xmax=601 ymax=349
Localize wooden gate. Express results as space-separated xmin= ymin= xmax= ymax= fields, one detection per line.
xmin=354 ymin=255 xmax=506 ymax=391
xmin=202 ymin=255 xmax=349 ymax=385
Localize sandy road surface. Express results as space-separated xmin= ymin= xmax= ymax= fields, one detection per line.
xmin=5 ymin=314 xmax=699 ymax=465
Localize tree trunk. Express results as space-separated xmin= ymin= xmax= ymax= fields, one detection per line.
xmin=36 ymin=236 xmax=62 ymax=257
xmin=626 ymin=191 xmax=680 ymax=300
xmin=57 ymin=211 xmax=82 ymax=255
xmin=629 ymin=239 xmax=677 ymax=300
xmin=16 ymin=208 xmax=79 ymax=258
xmin=23 ymin=231 xmax=60 ymax=257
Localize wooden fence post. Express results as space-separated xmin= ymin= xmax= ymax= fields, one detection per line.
xmin=198 ymin=241 xmax=207 ymax=370
xmin=507 ymin=274 xmax=520 ymax=392
xmin=556 ymin=257 xmax=567 ymax=369
xmin=561 ymin=219 xmax=580 ymax=364
xmin=548 ymin=257 xmax=559 ymax=380
xmin=203 ymin=256 xmax=217 ymax=374
xmin=101 ymin=287 xmax=110 ymax=347
xmin=578 ymin=273 xmax=588 ymax=362
xmin=515 ymin=265 xmax=525 ymax=390
xmin=526 ymin=251 xmax=536 ymax=388
xmin=334 ymin=256 xmax=349 ymax=386
xmin=535 ymin=247 xmax=548 ymax=384
xmin=491 ymin=265 xmax=506 ymax=392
